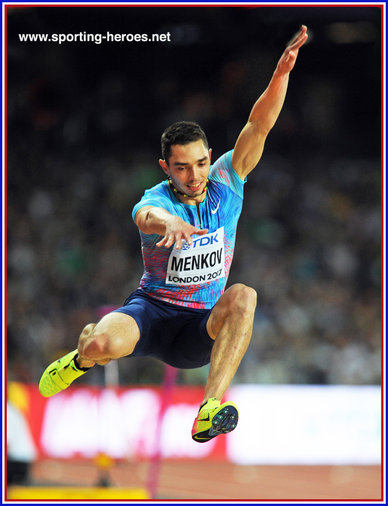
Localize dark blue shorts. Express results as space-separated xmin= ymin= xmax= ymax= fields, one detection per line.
xmin=113 ymin=290 xmax=214 ymax=369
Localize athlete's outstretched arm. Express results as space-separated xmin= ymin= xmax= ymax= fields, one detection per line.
xmin=231 ymin=25 xmax=308 ymax=180
xmin=135 ymin=205 xmax=208 ymax=250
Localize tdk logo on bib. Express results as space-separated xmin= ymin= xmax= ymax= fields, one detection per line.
xmin=182 ymin=232 xmax=220 ymax=250
xmin=166 ymin=227 xmax=225 ymax=285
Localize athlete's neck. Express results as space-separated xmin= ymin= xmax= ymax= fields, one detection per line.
xmin=168 ymin=178 xmax=208 ymax=205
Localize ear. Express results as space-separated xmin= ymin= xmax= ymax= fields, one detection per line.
xmin=208 ymin=148 xmax=212 ymax=162
xmin=159 ymin=159 xmax=169 ymax=176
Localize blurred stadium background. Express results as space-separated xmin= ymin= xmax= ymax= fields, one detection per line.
xmin=5 ymin=3 xmax=382 ymax=501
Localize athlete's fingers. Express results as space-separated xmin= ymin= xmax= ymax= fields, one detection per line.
xmin=184 ymin=232 xmax=193 ymax=245
xmin=288 ymin=35 xmax=307 ymax=53
xmin=156 ymin=235 xmax=168 ymax=247
xmin=175 ymin=236 xmax=183 ymax=250
xmin=288 ymin=25 xmax=307 ymax=47
xmin=157 ymin=234 xmax=175 ymax=248
xmin=193 ymin=228 xmax=209 ymax=236
xmin=165 ymin=235 xmax=176 ymax=248
xmin=157 ymin=226 xmax=209 ymax=248
xmin=287 ymin=26 xmax=308 ymax=52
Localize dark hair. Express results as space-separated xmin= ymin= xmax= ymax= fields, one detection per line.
xmin=161 ymin=121 xmax=209 ymax=163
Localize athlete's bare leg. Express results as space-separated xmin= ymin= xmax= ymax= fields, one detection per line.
xmin=76 ymin=284 xmax=255 ymax=403
xmin=76 ymin=312 xmax=140 ymax=368
xmin=204 ymin=283 xmax=257 ymax=404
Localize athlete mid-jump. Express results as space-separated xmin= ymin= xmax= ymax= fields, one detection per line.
xmin=39 ymin=26 xmax=308 ymax=443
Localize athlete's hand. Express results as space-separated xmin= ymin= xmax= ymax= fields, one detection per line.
xmin=275 ymin=25 xmax=308 ymax=76
xmin=156 ymin=215 xmax=208 ymax=250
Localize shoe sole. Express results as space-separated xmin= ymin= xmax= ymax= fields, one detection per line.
xmin=192 ymin=405 xmax=239 ymax=443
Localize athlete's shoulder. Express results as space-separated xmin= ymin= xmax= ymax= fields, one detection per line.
xmin=132 ymin=180 xmax=174 ymax=221
xmin=143 ymin=180 xmax=170 ymax=197
xmin=209 ymin=150 xmax=246 ymax=199
xmin=209 ymin=150 xmax=233 ymax=175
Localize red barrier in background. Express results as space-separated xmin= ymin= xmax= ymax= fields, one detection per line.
xmin=14 ymin=383 xmax=227 ymax=462
xmin=9 ymin=383 xmax=380 ymax=467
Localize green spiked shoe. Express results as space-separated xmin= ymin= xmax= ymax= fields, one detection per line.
xmin=39 ymin=350 xmax=89 ymax=397
xmin=191 ymin=397 xmax=239 ymax=443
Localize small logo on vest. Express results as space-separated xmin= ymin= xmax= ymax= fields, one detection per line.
xmin=211 ymin=199 xmax=221 ymax=214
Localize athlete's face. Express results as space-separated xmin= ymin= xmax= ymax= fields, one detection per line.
xmin=159 ymin=140 xmax=212 ymax=202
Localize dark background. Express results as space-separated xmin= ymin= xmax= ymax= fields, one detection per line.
xmin=6 ymin=5 xmax=381 ymax=387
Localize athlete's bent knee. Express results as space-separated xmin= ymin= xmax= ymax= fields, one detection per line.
xmin=79 ymin=312 xmax=140 ymax=361
xmin=89 ymin=328 xmax=137 ymax=360
xmin=229 ymin=283 xmax=257 ymax=315
xmin=78 ymin=323 xmax=96 ymax=350
xmin=77 ymin=327 xmax=108 ymax=361
xmin=88 ymin=329 xmax=111 ymax=356
xmin=81 ymin=323 xmax=96 ymax=337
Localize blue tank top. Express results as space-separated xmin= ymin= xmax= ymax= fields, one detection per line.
xmin=132 ymin=150 xmax=246 ymax=309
